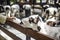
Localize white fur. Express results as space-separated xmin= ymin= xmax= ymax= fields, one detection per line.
xmin=21 ymin=15 xmax=42 ymax=31
xmin=23 ymin=4 xmax=31 ymax=9
xmin=13 ymin=18 xmax=21 ymax=24
xmin=21 ymin=17 xmax=38 ymax=31
xmin=11 ymin=4 xmax=20 ymax=10
xmin=3 ymin=5 xmax=11 ymax=17
xmin=11 ymin=4 xmax=20 ymax=17
xmin=43 ymin=5 xmax=49 ymax=8
xmin=3 ymin=5 xmax=11 ymax=10
xmin=38 ymin=17 xmax=60 ymax=40
xmin=44 ymin=7 xmax=59 ymax=21
xmin=46 ymin=17 xmax=57 ymax=23
xmin=46 ymin=7 xmax=58 ymax=16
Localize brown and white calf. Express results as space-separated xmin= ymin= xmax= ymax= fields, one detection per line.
xmin=21 ymin=15 xmax=42 ymax=31
xmin=43 ymin=7 xmax=59 ymax=21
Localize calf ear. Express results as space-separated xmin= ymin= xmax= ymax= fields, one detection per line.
xmin=36 ymin=17 xmax=40 ymax=24
xmin=54 ymin=11 xmax=56 ymax=15
xmin=29 ymin=18 xmax=31 ymax=23
xmin=46 ymin=10 xmax=49 ymax=14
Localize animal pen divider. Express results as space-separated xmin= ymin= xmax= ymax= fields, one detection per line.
xmin=0 ymin=19 xmax=54 ymax=40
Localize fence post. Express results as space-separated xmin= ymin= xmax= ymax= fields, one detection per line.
xmin=26 ymin=35 xmax=31 ymax=40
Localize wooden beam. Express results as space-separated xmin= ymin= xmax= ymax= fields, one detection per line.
xmin=6 ymin=19 xmax=54 ymax=40
xmin=0 ymin=26 xmax=22 ymax=40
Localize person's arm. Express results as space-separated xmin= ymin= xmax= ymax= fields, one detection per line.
xmin=0 ymin=14 xmax=7 ymax=24
xmin=0 ymin=14 xmax=15 ymax=24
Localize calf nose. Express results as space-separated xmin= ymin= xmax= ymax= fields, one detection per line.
xmin=52 ymin=22 xmax=56 ymax=27
xmin=37 ymin=26 xmax=41 ymax=31
xmin=20 ymin=21 xmax=23 ymax=24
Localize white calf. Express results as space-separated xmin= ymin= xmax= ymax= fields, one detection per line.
xmin=44 ymin=7 xmax=58 ymax=21
xmin=38 ymin=17 xmax=60 ymax=40
xmin=3 ymin=5 xmax=11 ymax=17
xmin=11 ymin=4 xmax=20 ymax=17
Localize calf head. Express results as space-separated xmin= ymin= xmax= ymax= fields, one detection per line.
xmin=29 ymin=16 xmax=41 ymax=31
xmin=0 ymin=6 xmax=4 ymax=13
xmin=29 ymin=16 xmax=40 ymax=24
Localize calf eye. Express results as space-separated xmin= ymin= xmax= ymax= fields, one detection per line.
xmin=29 ymin=17 xmax=34 ymax=23
xmin=46 ymin=10 xmax=49 ymax=14
xmin=54 ymin=11 xmax=56 ymax=15
xmin=6 ymin=7 xmax=9 ymax=10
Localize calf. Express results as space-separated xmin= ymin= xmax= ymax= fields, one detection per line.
xmin=21 ymin=15 xmax=42 ymax=31
xmin=0 ymin=5 xmax=4 ymax=13
xmin=38 ymin=17 xmax=60 ymax=40
xmin=44 ymin=7 xmax=58 ymax=21
xmin=11 ymin=4 xmax=20 ymax=18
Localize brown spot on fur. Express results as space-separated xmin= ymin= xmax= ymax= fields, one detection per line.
xmin=47 ymin=21 xmax=56 ymax=27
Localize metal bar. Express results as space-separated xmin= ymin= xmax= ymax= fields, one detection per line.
xmin=26 ymin=35 xmax=31 ymax=40
xmin=0 ymin=26 xmax=22 ymax=40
